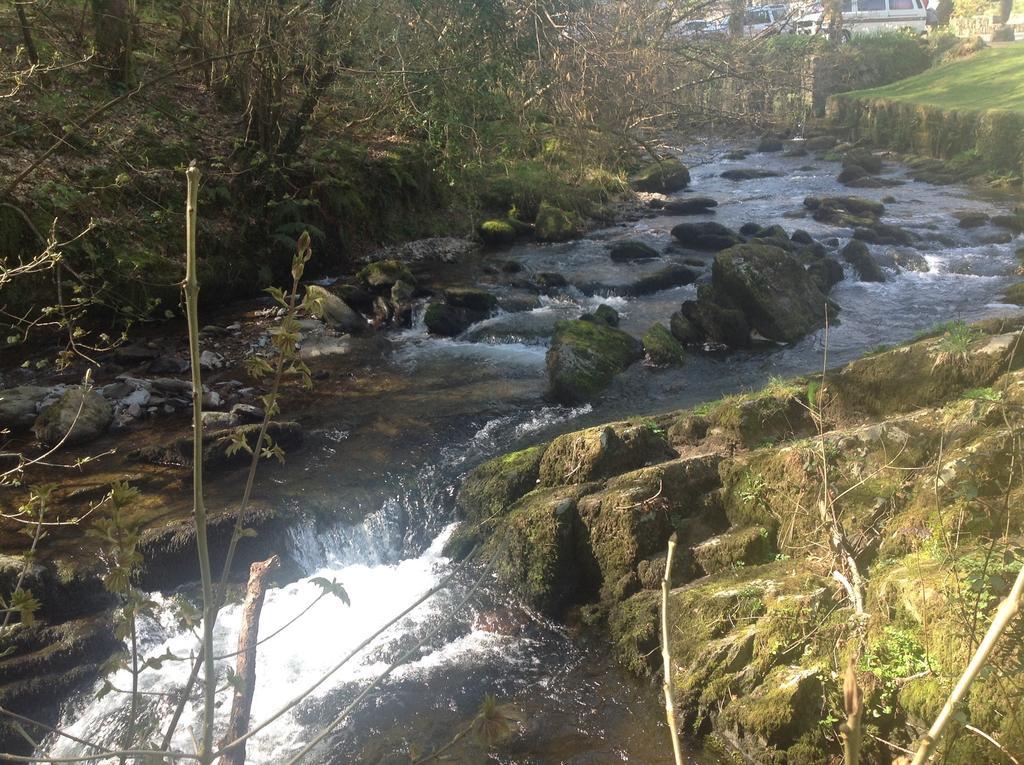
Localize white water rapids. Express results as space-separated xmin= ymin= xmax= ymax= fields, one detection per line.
xmin=45 ymin=525 xmax=510 ymax=763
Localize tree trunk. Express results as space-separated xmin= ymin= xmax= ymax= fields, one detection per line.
xmin=91 ymin=0 xmax=134 ymax=84
xmin=728 ymin=0 xmax=746 ymax=36
xmin=14 ymin=2 xmax=40 ymax=67
xmin=217 ymin=555 xmax=281 ymax=765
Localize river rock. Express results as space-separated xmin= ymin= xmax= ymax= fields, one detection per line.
xmin=991 ymin=214 xmax=1024 ymax=233
xmin=756 ymin=135 xmax=784 ymax=152
xmin=33 ymin=388 xmax=112 ymax=446
xmin=643 ymin=323 xmax=686 ymax=366
xmin=539 ymin=423 xmax=675 ymax=487
xmin=790 ymin=229 xmax=814 ymax=245
xmin=853 ymin=223 xmax=915 ymax=246
xmin=609 ymin=239 xmax=659 ymax=262
xmin=478 ymin=220 xmax=515 ymax=246
xmin=669 ymin=311 xmax=702 ymax=345
xmin=630 ymin=157 xmax=690 ymax=193
xmin=424 ymin=302 xmax=483 ymax=337
xmin=806 ymin=258 xmax=845 ymax=293
xmin=671 ymin=222 xmax=743 ymax=251
xmin=712 ymin=244 xmax=829 ymax=343
xmin=0 ymin=386 xmax=52 ymax=431
xmin=662 ymin=196 xmax=718 ymax=215
xmin=444 ymin=287 xmax=498 ymax=313
xmin=358 ymin=260 xmax=414 ymax=290
xmin=841 ymin=240 xmax=885 ymax=282
xmin=804 ymin=135 xmax=837 ymax=152
xmin=581 ymin=304 xmax=620 ymax=328
xmin=679 ymin=300 xmax=751 ymax=348
xmin=535 ymin=201 xmax=582 ymax=242
xmin=806 ymin=196 xmax=884 ymax=226
xmin=720 ymin=168 xmax=783 ymax=181
xmin=620 ymin=264 xmax=699 ymax=296
xmin=305 ymin=284 xmax=366 ymax=333
xmin=534 ymin=272 xmax=568 ymax=293
xmin=546 ymin=319 xmax=643 ymax=405
xmin=843 ymin=149 xmax=883 ymax=174
xmin=890 ymin=248 xmax=930 ymax=272
xmin=953 ymin=210 xmax=989 ymax=229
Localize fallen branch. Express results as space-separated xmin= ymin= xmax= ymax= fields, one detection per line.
xmin=661 ymin=533 xmax=685 ymax=765
xmin=218 ymin=555 xmax=281 ymax=765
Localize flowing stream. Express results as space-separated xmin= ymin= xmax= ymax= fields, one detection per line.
xmin=41 ymin=143 xmax=1023 ymax=763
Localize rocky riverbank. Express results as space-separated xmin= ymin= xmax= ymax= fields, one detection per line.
xmin=5 ymin=135 xmax=1024 ymax=761
xmin=450 ymin=316 xmax=1024 ymax=763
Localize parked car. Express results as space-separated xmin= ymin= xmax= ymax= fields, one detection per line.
xmin=796 ymin=0 xmax=927 ymax=39
xmin=742 ymin=4 xmax=798 ymax=36
xmin=670 ymin=4 xmax=794 ymax=38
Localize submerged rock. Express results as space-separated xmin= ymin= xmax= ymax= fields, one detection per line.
xmin=720 ymin=168 xmax=783 ymax=181
xmin=609 ymin=239 xmax=659 ymax=262
xmin=620 ymin=264 xmax=699 ymax=296
xmin=545 ymin=320 xmax=643 ymax=405
xmin=662 ymin=196 xmax=718 ymax=215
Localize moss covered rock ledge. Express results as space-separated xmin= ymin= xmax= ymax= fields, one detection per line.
xmin=449 ymin=315 xmax=1024 ymax=763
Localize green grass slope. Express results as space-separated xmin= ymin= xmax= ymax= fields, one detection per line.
xmin=846 ymin=46 xmax=1024 ymax=114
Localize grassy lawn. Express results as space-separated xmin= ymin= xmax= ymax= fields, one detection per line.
xmin=846 ymin=46 xmax=1024 ymax=113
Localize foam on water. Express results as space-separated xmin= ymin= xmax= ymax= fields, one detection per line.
xmin=44 ymin=526 xmax=511 ymax=764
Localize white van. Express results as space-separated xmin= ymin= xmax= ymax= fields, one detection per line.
xmin=796 ymin=0 xmax=927 ymax=39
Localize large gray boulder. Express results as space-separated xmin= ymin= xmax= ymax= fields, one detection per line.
xmin=712 ymin=244 xmax=830 ymax=343
xmin=33 ymin=388 xmax=113 ymax=446
xmin=305 ymin=284 xmax=366 ymax=333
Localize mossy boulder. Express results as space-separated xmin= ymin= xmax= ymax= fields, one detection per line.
xmin=843 ymin=149 xmax=883 ymax=174
xmin=721 ymin=168 xmax=784 ymax=181
xmin=806 ymin=196 xmax=884 ymax=227
xmin=478 ymin=218 xmax=518 ymax=246
xmin=424 ymin=302 xmax=483 ymax=336
xmin=712 ymin=244 xmax=830 ymax=343
xmin=536 ymin=421 xmax=679 ymax=487
xmin=444 ymin=287 xmax=498 ymax=313
xmin=806 ymin=258 xmax=845 ymax=293
xmin=671 ymin=222 xmax=743 ymax=251
xmin=545 ymin=319 xmax=643 ymax=405
xmin=535 ymin=201 xmax=582 ymax=242
xmin=828 ymin=326 xmax=1024 ymax=419
xmin=631 ymin=157 xmax=690 ymax=193
xmin=643 ymin=323 xmax=686 ymax=366
xmin=1003 ymin=282 xmax=1024 ymax=305
xmin=33 ymin=388 xmax=112 ymax=447
xmin=458 ymin=445 xmax=546 ymax=523
xmin=358 ymin=260 xmax=414 ymax=290
xmin=841 ymin=240 xmax=885 ymax=282
xmin=693 ymin=526 xmax=775 ymax=575
xmin=484 ymin=484 xmax=596 ymax=614
xmin=609 ymin=239 xmax=659 ymax=262
xmin=678 ymin=300 xmax=751 ymax=347
xmin=717 ymin=664 xmax=824 ymax=757
xmin=705 ymin=384 xmax=814 ymax=448
xmin=585 ymin=304 xmax=620 ymax=327
xmin=539 ymin=422 xmax=675 ymax=487
xmin=853 ymin=222 xmax=916 ymax=247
